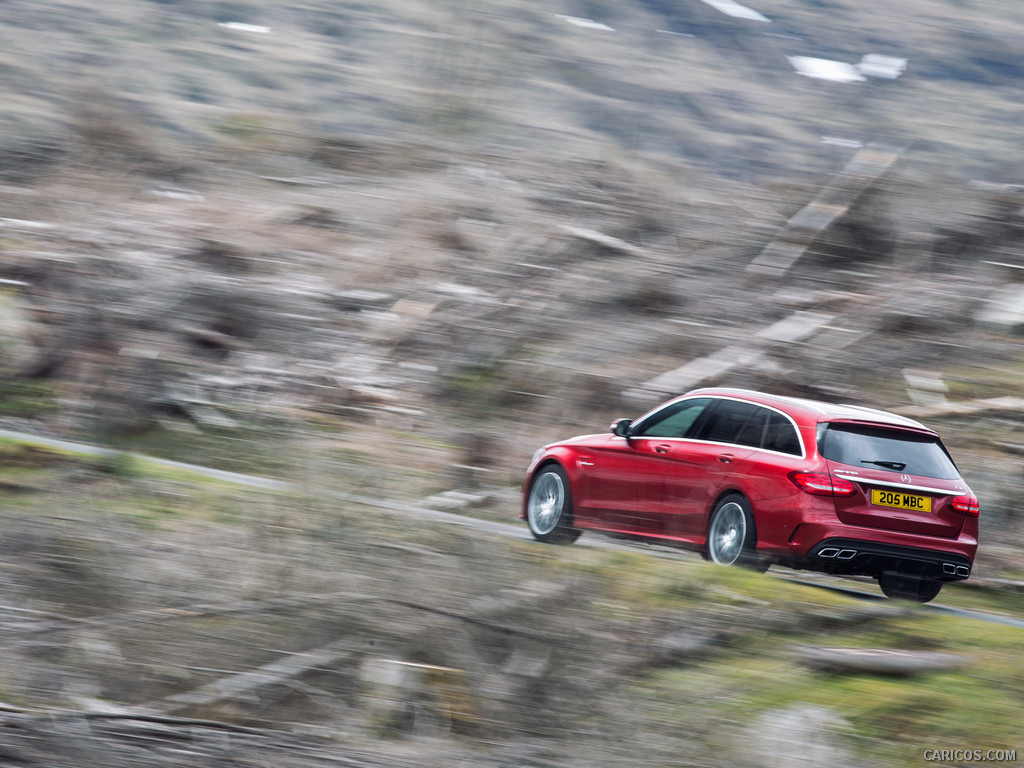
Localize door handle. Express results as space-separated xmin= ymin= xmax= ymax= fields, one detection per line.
xmin=655 ymin=445 xmax=670 ymax=454
xmin=718 ymin=453 xmax=734 ymax=463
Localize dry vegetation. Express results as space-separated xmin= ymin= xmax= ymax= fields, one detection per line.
xmin=0 ymin=0 xmax=1024 ymax=765
xmin=1 ymin=442 xmax=1019 ymax=768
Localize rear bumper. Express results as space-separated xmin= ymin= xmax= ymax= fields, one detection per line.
xmin=795 ymin=538 xmax=972 ymax=581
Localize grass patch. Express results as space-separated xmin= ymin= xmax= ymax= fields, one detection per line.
xmin=929 ymin=580 xmax=1024 ymax=616
xmin=1 ymin=431 xmax=1022 ymax=765
xmin=111 ymin=422 xmax=298 ymax=478
xmin=0 ymin=379 xmax=57 ymax=418
xmin=629 ymin=606 xmax=1024 ymax=767
xmin=0 ymin=440 xmax=84 ymax=468
xmin=510 ymin=538 xmax=863 ymax=619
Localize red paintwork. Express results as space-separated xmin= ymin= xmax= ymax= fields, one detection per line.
xmin=521 ymin=388 xmax=978 ymax=575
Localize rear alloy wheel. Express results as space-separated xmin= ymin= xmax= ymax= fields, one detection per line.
xmin=526 ymin=466 xmax=581 ymax=544
xmin=878 ymin=573 xmax=943 ymax=603
xmin=706 ymin=494 xmax=763 ymax=569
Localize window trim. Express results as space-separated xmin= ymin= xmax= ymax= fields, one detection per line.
xmin=628 ymin=396 xmax=806 ymax=459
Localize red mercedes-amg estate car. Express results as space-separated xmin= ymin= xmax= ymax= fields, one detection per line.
xmin=522 ymin=388 xmax=978 ymax=602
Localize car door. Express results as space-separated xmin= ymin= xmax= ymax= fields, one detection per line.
xmin=581 ymin=398 xmax=712 ymax=535
xmin=656 ymin=399 xmax=762 ymax=538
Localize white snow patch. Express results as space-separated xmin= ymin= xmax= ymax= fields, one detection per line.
xmin=148 ymin=189 xmax=205 ymax=202
xmin=432 ymin=282 xmax=496 ymax=301
xmin=218 ymin=22 xmax=270 ymax=34
xmin=700 ymin=0 xmax=770 ymax=23
xmin=555 ymin=14 xmax=615 ymax=31
xmin=788 ymin=56 xmax=866 ymax=83
xmin=820 ymin=136 xmax=864 ymax=148
xmin=858 ymin=54 xmax=907 ymax=79
xmin=0 ymin=218 xmax=54 ymax=230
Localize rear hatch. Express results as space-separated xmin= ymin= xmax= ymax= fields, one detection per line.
xmin=819 ymin=421 xmax=968 ymax=538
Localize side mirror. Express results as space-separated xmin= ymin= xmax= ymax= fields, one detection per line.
xmin=611 ymin=418 xmax=633 ymax=438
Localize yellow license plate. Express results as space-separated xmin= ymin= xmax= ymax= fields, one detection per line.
xmin=871 ymin=489 xmax=932 ymax=512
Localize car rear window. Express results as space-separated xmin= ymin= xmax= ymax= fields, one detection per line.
xmin=819 ymin=423 xmax=960 ymax=480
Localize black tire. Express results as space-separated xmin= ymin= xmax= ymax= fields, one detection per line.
xmin=878 ymin=573 xmax=943 ymax=603
xmin=526 ymin=465 xmax=581 ymax=544
xmin=706 ymin=494 xmax=764 ymax=570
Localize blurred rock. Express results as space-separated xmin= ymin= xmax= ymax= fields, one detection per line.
xmin=976 ymin=284 xmax=1024 ymax=334
xmin=422 ymin=489 xmax=495 ymax=511
xmin=360 ymin=657 xmax=478 ymax=736
xmin=0 ymin=132 xmax=68 ymax=184
xmin=739 ymin=704 xmax=855 ymax=768
xmin=795 ymin=645 xmax=966 ymax=676
xmin=0 ymin=293 xmax=41 ymax=375
xmin=181 ymin=239 xmax=253 ymax=274
xmin=328 ymin=290 xmax=396 ymax=312
xmin=624 ymin=631 xmax=717 ymax=672
xmin=288 ymin=206 xmax=348 ymax=230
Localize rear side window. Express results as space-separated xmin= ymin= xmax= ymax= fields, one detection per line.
xmin=819 ymin=423 xmax=960 ymax=480
xmin=694 ymin=401 xmax=802 ymax=455
xmin=763 ymin=412 xmax=802 ymax=455
xmin=733 ymin=407 xmax=769 ymax=447
xmin=696 ymin=400 xmax=763 ymax=443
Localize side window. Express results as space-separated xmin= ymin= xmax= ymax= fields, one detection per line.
xmin=763 ymin=411 xmax=801 ymax=455
xmin=734 ymin=407 xmax=769 ymax=447
xmin=634 ymin=398 xmax=711 ymax=438
xmin=695 ymin=400 xmax=763 ymax=444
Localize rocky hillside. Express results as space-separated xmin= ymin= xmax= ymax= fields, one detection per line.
xmin=2 ymin=0 xmax=1024 ymax=184
xmin=1 ymin=2 xmax=1024 ymax=766
xmin=1 ymin=0 xmax=1024 ymax=519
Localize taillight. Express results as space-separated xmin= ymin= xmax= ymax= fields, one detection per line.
xmin=950 ymin=494 xmax=980 ymax=517
xmin=789 ymin=472 xmax=857 ymax=497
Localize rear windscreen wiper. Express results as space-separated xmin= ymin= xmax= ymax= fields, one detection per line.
xmin=860 ymin=460 xmax=907 ymax=471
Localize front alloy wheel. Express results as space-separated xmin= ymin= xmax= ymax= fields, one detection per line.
xmin=526 ymin=466 xmax=581 ymax=544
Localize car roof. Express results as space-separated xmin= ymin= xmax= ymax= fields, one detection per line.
xmin=682 ymin=387 xmax=934 ymax=433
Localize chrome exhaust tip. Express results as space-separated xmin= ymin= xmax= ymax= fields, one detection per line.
xmin=837 ymin=549 xmax=857 ymax=560
xmin=818 ymin=548 xmax=840 ymax=559
xmin=956 ymin=565 xmax=970 ymax=577
xmin=943 ymin=563 xmax=957 ymax=575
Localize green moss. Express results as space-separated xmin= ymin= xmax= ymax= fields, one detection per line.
xmin=214 ymin=113 xmax=268 ymax=139
xmin=0 ymin=379 xmax=57 ymax=417
xmin=0 ymin=441 xmax=78 ymax=468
